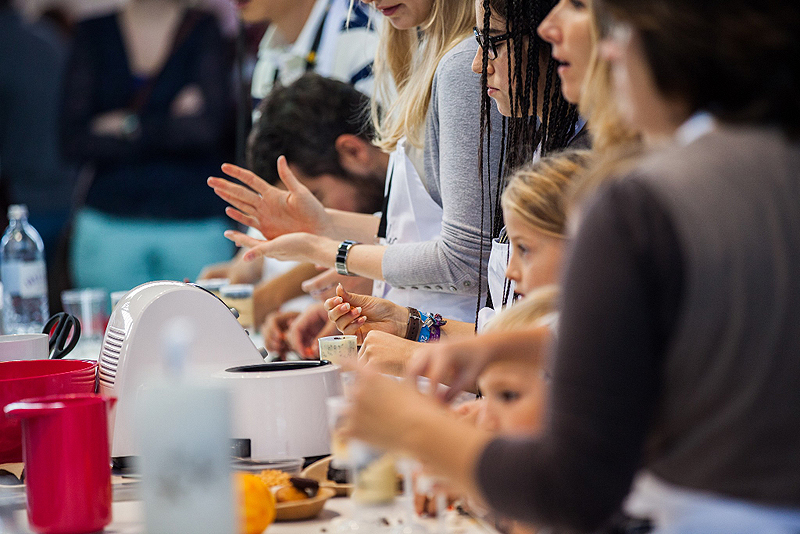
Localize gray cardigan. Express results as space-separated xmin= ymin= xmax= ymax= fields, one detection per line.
xmin=381 ymin=38 xmax=504 ymax=298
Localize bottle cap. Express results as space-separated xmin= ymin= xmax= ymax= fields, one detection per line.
xmin=7 ymin=205 xmax=27 ymax=219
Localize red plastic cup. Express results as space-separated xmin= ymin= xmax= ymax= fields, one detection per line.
xmin=5 ymin=393 xmax=116 ymax=534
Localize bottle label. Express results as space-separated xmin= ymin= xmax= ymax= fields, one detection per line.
xmin=1 ymin=261 xmax=46 ymax=298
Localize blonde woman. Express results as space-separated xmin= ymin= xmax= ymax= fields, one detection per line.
xmin=208 ymin=0 xmax=505 ymax=324
xmin=538 ymin=0 xmax=639 ymax=151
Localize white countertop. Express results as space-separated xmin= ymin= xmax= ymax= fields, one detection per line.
xmin=11 ymin=491 xmax=498 ymax=534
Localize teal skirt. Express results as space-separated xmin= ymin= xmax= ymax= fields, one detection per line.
xmin=70 ymin=208 xmax=235 ymax=293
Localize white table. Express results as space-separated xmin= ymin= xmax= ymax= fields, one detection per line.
xmin=11 ymin=490 xmax=497 ymax=534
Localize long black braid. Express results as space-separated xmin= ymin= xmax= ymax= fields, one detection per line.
xmin=475 ymin=0 xmax=579 ymax=323
xmin=475 ymin=0 xmax=495 ymax=328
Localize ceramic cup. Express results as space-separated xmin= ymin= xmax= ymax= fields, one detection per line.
xmin=0 ymin=334 xmax=49 ymax=362
xmin=318 ymin=335 xmax=357 ymax=366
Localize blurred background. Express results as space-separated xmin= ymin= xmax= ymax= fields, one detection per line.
xmin=0 ymin=0 xmax=267 ymax=314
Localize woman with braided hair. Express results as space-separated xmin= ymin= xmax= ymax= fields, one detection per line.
xmin=475 ymin=0 xmax=583 ymax=167
xmin=472 ymin=0 xmax=584 ymax=322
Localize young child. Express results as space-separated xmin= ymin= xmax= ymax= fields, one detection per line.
xmin=415 ymin=289 xmax=558 ymax=533
xmin=473 ymin=287 xmax=560 ymax=534
xmin=413 ymin=152 xmax=593 ymax=529
xmin=476 ymin=286 xmax=559 ymax=434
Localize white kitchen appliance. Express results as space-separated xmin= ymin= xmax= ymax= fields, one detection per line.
xmin=98 ymin=281 xmax=263 ymax=461
xmin=97 ymin=281 xmax=341 ymax=463
xmin=214 ymin=361 xmax=342 ymax=461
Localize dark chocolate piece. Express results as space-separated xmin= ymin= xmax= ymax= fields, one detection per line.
xmin=290 ymin=476 xmax=320 ymax=497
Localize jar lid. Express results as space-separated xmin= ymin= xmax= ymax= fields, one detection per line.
xmin=220 ymin=284 xmax=254 ymax=298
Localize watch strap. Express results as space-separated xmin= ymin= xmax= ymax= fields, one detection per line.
xmin=405 ymin=307 xmax=422 ymax=341
xmin=335 ymin=240 xmax=358 ymax=276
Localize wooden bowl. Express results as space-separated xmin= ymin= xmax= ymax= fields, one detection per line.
xmin=0 ymin=462 xmax=23 ymax=487
xmin=301 ymin=456 xmax=353 ymax=497
xmin=275 ymin=487 xmax=336 ymax=521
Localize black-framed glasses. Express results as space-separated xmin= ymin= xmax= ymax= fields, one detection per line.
xmin=474 ymin=26 xmax=513 ymax=60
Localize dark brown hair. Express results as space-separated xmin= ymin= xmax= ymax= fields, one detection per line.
xmin=247 ymin=73 xmax=383 ymax=214
xmin=596 ymin=0 xmax=800 ymax=137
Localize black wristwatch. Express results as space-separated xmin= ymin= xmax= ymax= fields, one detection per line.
xmin=335 ymin=240 xmax=358 ymax=276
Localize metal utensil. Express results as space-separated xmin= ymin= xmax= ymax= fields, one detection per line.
xmin=42 ymin=313 xmax=81 ymax=359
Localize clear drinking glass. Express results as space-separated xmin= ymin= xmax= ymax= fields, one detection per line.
xmin=61 ymin=288 xmax=109 ymax=342
xmin=325 ymin=395 xmax=395 ymax=533
xmin=391 ymin=457 xmax=429 ymax=534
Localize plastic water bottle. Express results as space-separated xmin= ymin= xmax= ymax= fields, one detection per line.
xmin=136 ymin=318 xmax=235 ymax=534
xmin=0 ymin=205 xmax=49 ymax=334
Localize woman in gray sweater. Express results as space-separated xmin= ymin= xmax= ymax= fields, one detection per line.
xmin=209 ymin=0 xmax=502 ymax=324
xmin=208 ymin=0 xmax=579 ymax=326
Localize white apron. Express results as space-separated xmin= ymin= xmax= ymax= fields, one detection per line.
xmin=373 ymin=138 xmax=478 ymax=323
xmin=625 ymin=472 xmax=800 ymax=533
xmin=477 ymin=238 xmax=517 ymax=331
xmin=487 ymin=238 xmax=515 ymax=312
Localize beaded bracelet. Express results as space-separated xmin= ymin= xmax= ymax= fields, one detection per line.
xmin=417 ymin=312 xmax=447 ymax=343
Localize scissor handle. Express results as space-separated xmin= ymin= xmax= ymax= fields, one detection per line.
xmin=43 ymin=312 xmax=81 ymax=359
xmin=43 ymin=313 xmax=64 ymax=350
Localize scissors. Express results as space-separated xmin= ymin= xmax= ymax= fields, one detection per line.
xmin=42 ymin=312 xmax=82 ymax=359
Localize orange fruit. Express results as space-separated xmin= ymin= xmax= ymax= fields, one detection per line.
xmin=237 ymin=472 xmax=277 ymax=534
